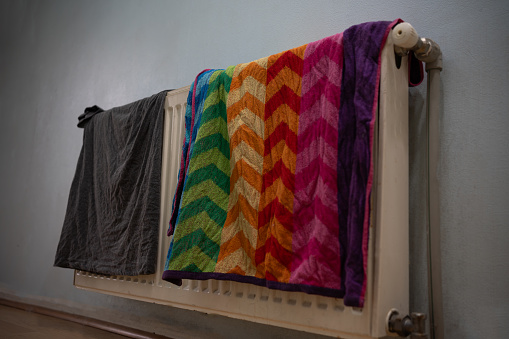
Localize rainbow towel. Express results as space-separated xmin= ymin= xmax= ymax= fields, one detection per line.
xmin=164 ymin=20 xmax=399 ymax=307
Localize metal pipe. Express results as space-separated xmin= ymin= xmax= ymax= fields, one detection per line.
xmin=426 ymin=55 xmax=444 ymax=339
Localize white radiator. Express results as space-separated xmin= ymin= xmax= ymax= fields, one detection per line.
xmin=74 ymin=33 xmax=409 ymax=339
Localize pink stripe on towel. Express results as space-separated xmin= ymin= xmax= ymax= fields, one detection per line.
xmin=290 ymin=33 xmax=344 ymax=289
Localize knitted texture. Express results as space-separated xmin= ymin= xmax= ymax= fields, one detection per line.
xmin=290 ymin=33 xmax=343 ymax=289
xmin=164 ymin=20 xmax=400 ymax=307
xmin=168 ymin=70 xmax=216 ymax=236
xmin=165 ymin=67 xmax=234 ymax=272
xmin=256 ymin=45 xmax=306 ymax=282
xmin=216 ymin=57 xmax=269 ymax=275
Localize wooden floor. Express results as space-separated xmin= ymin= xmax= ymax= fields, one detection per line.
xmin=0 ymin=304 xmax=129 ymax=339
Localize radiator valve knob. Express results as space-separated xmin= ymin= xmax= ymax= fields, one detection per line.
xmin=392 ymin=22 xmax=419 ymax=49
xmin=387 ymin=309 xmax=427 ymax=337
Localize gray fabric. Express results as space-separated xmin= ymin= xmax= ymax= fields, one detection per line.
xmin=54 ymin=91 xmax=167 ymax=276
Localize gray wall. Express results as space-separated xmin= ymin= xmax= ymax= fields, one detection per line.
xmin=1 ymin=1 xmax=508 ymax=338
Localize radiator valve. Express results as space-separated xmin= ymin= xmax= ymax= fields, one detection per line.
xmin=386 ymin=309 xmax=427 ymax=338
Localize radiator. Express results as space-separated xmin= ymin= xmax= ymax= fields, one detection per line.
xmin=74 ymin=32 xmax=409 ymax=339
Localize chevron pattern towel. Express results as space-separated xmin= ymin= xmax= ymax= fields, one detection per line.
xmin=164 ymin=20 xmax=400 ymax=307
